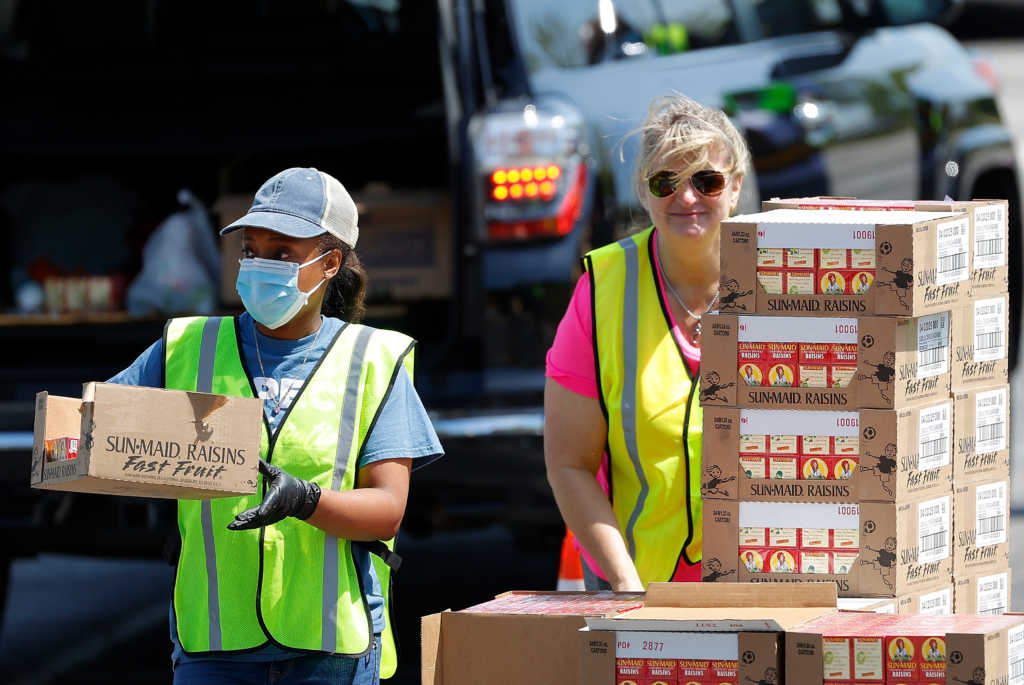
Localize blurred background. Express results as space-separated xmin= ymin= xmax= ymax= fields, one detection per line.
xmin=1 ymin=1 xmax=1023 ymax=682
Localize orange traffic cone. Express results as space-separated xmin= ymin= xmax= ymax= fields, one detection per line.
xmin=556 ymin=528 xmax=585 ymax=590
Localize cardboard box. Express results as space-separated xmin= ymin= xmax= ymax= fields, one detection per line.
xmin=762 ymin=196 xmax=1009 ymax=299
xmin=954 ymin=567 xmax=1012 ymax=614
xmin=954 ymin=479 xmax=1011 ymax=577
xmin=703 ymin=498 xmax=952 ymax=597
xmin=420 ymin=591 xmax=643 ymax=685
xmin=700 ymin=313 xmax=951 ymax=410
xmin=719 ymin=208 xmax=968 ymax=317
xmin=580 ymin=583 xmax=837 ymax=685
xmin=702 ymin=403 xmax=952 ymax=503
xmin=953 ymin=384 xmax=1011 ymax=484
xmin=952 ymin=294 xmax=1010 ymax=389
xmin=32 ymin=383 xmax=262 ymax=499
xmin=837 ymin=584 xmax=953 ymax=615
xmin=354 ymin=187 xmax=452 ymax=300
xmin=787 ymin=612 xmax=1024 ymax=685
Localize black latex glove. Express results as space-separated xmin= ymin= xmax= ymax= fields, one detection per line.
xmin=227 ymin=459 xmax=322 ymax=531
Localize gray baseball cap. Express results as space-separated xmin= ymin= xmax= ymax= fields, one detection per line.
xmin=221 ymin=167 xmax=359 ymax=247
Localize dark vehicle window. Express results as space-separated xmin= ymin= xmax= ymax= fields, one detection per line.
xmin=752 ymin=0 xmax=844 ymax=38
xmin=509 ymin=0 xmax=740 ymax=73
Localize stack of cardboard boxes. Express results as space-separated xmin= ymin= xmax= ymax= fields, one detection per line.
xmin=699 ymin=198 xmax=1010 ymax=615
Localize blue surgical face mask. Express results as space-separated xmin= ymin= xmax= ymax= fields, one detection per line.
xmin=235 ymin=252 xmax=329 ymax=329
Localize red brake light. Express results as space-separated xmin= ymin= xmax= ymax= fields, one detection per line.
xmin=487 ymin=163 xmax=588 ymax=240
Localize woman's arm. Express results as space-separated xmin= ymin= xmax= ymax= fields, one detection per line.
xmin=305 ymin=458 xmax=412 ymax=541
xmin=544 ymin=378 xmax=643 ymax=591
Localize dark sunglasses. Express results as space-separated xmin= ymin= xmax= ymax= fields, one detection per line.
xmin=647 ymin=169 xmax=728 ymax=198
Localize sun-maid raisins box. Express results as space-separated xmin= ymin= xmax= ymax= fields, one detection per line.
xmin=579 ymin=583 xmax=837 ymax=685
xmin=700 ymin=313 xmax=951 ymax=411
xmin=952 ymin=294 xmax=1010 ymax=389
xmin=953 ymin=383 xmax=1010 ymax=484
xmin=420 ymin=591 xmax=644 ymax=685
xmin=718 ymin=207 xmax=970 ymax=318
xmin=763 ymin=196 xmax=1010 ymax=300
xmin=953 ymin=478 xmax=1011 ymax=578
xmin=31 ymin=382 xmax=261 ymax=499
xmin=701 ymin=403 xmax=953 ymax=503
xmin=702 ymin=497 xmax=952 ymax=597
xmin=785 ymin=612 xmax=1024 ymax=685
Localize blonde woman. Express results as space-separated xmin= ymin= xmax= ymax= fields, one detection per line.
xmin=544 ymin=95 xmax=750 ymax=590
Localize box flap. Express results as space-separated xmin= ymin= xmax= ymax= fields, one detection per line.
xmin=724 ymin=208 xmax=960 ymax=226
xmin=645 ymin=581 xmax=837 ymax=608
xmin=420 ymin=611 xmax=445 ymax=685
xmin=586 ymin=606 xmax=835 ymax=633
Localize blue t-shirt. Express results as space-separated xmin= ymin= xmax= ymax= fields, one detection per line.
xmin=108 ymin=313 xmax=443 ymax=664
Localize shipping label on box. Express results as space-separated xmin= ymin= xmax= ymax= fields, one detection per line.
xmin=700 ymin=313 xmax=950 ymax=410
xmin=954 ymin=479 xmax=1011 ymax=577
xmin=762 ymin=197 xmax=1009 ymax=298
xmin=703 ymin=498 xmax=952 ymax=597
xmin=953 ymin=384 xmax=1010 ymax=483
xmin=720 ymin=208 xmax=968 ymax=318
xmin=954 ymin=568 xmax=1011 ymax=615
xmin=32 ymin=383 xmax=262 ymax=499
xmin=837 ymin=585 xmax=953 ymax=615
xmin=952 ymin=296 xmax=1010 ymax=390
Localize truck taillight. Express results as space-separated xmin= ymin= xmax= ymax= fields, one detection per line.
xmin=488 ymin=163 xmax=587 ymax=239
xmin=490 ymin=165 xmax=560 ymax=202
xmin=470 ymin=99 xmax=589 ymax=242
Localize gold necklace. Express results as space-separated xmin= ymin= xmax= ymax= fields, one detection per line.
xmin=655 ymin=243 xmax=719 ymax=345
xmin=253 ymin=318 xmax=322 ymax=416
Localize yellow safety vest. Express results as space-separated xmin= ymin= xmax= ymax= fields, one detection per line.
xmin=164 ymin=316 xmax=410 ymax=676
xmin=585 ymin=227 xmax=703 ymax=585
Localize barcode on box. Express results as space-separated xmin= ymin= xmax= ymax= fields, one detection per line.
xmin=977 ymin=238 xmax=1002 ymax=257
xmin=979 ymin=421 xmax=1005 ymax=443
xmin=976 ymin=482 xmax=1008 ymax=547
xmin=974 ymin=297 xmax=1007 ymax=363
xmin=937 ymin=252 xmax=966 ymax=275
xmin=918 ymin=496 xmax=950 ymax=564
xmin=1008 ymin=624 xmax=1024 ymax=685
xmin=976 ymin=388 xmax=1008 ymax=453
xmin=918 ymin=402 xmax=951 ymax=471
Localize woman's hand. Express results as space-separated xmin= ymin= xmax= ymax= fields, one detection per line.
xmin=228 ymin=459 xmax=321 ymax=530
xmin=544 ymin=379 xmax=644 ymax=591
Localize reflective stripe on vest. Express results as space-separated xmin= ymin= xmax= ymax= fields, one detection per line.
xmin=164 ymin=316 xmax=413 ymax=661
xmin=585 ymin=228 xmax=703 ymax=585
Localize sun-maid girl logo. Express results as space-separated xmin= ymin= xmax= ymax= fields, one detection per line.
xmin=889 ymin=637 xmax=915 ymax=662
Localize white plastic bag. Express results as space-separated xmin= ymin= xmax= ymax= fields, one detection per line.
xmin=125 ymin=190 xmax=221 ymax=314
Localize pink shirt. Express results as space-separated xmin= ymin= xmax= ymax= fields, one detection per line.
xmin=545 ymin=229 xmax=702 ymax=582
xmin=546 ymin=231 xmax=700 ymax=396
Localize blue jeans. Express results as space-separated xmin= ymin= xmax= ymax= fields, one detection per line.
xmin=173 ymin=635 xmax=381 ymax=685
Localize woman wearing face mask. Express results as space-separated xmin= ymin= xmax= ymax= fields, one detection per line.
xmin=108 ymin=167 xmax=443 ymax=684
xmin=545 ymin=95 xmax=750 ymax=591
